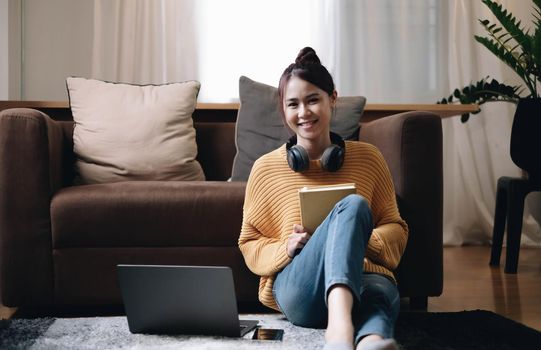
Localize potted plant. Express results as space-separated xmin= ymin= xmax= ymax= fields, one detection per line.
xmin=440 ymin=0 xmax=541 ymax=179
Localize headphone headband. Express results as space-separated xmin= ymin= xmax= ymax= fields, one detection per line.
xmin=286 ymin=132 xmax=344 ymax=150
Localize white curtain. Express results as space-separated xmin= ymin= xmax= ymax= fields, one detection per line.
xmin=91 ymin=0 xmax=541 ymax=246
xmin=313 ymin=0 xmax=444 ymax=103
xmin=92 ymin=0 xmax=198 ymax=84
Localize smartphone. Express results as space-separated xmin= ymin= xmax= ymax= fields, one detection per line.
xmin=252 ymin=328 xmax=284 ymax=341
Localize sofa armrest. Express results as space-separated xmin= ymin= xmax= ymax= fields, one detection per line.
xmin=359 ymin=111 xmax=443 ymax=299
xmin=0 ymin=108 xmax=65 ymax=306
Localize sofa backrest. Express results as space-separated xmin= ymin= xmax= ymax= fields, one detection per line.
xmin=194 ymin=122 xmax=237 ymax=181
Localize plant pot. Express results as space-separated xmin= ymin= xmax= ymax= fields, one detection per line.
xmin=510 ymin=98 xmax=541 ymax=181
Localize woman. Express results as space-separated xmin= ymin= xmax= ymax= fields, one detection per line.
xmin=238 ymin=47 xmax=408 ymax=350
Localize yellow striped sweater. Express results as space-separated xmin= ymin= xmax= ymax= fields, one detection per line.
xmin=238 ymin=141 xmax=408 ymax=311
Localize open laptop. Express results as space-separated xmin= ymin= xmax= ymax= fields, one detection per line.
xmin=117 ymin=264 xmax=259 ymax=337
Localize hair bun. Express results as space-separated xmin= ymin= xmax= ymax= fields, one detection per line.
xmin=295 ymin=47 xmax=321 ymax=65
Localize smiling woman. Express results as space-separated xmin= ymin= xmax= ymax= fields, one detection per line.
xmin=238 ymin=47 xmax=407 ymax=350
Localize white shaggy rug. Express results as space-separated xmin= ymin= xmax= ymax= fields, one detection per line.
xmin=25 ymin=313 xmax=325 ymax=350
xmin=5 ymin=310 xmax=540 ymax=349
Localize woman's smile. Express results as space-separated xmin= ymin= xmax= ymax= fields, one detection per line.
xmin=297 ymin=119 xmax=319 ymax=128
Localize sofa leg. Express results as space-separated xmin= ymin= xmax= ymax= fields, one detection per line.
xmin=409 ymin=296 xmax=428 ymax=310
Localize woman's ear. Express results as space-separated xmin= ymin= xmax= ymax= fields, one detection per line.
xmin=330 ymin=90 xmax=338 ymax=107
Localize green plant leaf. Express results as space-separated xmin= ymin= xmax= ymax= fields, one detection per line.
xmin=438 ymin=78 xmax=520 ymax=122
xmin=482 ymin=0 xmax=531 ymax=52
xmin=475 ymin=36 xmax=524 ymax=73
xmin=532 ymin=18 xmax=541 ymax=85
xmin=534 ymin=0 xmax=541 ymax=13
xmin=477 ymin=0 xmax=540 ymax=97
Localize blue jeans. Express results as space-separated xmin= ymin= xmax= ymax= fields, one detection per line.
xmin=272 ymin=194 xmax=400 ymax=344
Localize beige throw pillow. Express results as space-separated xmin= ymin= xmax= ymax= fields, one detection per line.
xmin=67 ymin=77 xmax=205 ymax=184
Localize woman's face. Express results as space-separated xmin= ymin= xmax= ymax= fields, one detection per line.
xmin=282 ymin=76 xmax=337 ymax=144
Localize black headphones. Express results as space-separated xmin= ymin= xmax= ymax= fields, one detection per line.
xmin=286 ymin=132 xmax=345 ymax=173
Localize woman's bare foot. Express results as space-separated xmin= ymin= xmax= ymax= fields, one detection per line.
xmin=325 ymin=321 xmax=354 ymax=343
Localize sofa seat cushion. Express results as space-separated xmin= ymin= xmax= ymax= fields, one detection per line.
xmin=51 ymin=181 xmax=246 ymax=248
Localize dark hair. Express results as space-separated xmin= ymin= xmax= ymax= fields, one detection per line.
xmin=278 ymin=47 xmax=335 ymax=106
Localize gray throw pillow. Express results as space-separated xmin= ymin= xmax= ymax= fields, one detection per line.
xmin=231 ymin=76 xmax=366 ymax=181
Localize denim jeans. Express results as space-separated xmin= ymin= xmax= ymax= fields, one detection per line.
xmin=273 ymin=194 xmax=400 ymax=344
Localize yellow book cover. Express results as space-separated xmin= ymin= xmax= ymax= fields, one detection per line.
xmin=298 ymin=183 xmax=357 ymax=233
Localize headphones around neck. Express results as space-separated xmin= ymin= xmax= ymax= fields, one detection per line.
xmin=286 ymin=132 xmax=345 ymax=173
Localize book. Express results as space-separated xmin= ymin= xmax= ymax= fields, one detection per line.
xmin=298 ymin=183 xmax=357 ymax=233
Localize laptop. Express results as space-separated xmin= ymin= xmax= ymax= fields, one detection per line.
xmin=117 ymin=264 xmax=259 ymax=337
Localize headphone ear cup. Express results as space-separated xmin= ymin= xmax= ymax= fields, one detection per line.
xmin=320 ymin=144 xmax=344 ymax=172
xmin=287 ymin=145 xmax=310 ymax=172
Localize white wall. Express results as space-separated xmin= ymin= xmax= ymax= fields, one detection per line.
xmin=0 ymin=0 xmax=8 ymax=99
xmin=22 ymin=0 xmax=93 ymax=100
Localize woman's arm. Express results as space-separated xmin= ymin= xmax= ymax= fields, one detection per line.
xmin=238 ymin=222 xmax=291 ymax=276
xmin=238 ymin=158 xmax=292 ymax=276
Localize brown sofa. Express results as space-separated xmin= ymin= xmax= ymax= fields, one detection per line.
xmin=0 ymin=107 xmax=443 ymax=311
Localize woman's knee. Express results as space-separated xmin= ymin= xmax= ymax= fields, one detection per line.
xmin=342 ymin=193 xmax=368 ymax=207
xmin=335 ymin=194 xmax=373 ymax=237
xmin=339 ymin=194 xmax=371 ymax=217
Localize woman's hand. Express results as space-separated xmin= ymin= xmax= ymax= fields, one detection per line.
xmin=286 ymin=224 xmax=311 ymax=258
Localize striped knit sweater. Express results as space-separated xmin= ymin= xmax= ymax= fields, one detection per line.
xmin=238 ymin=141 xmax=408 ymax=311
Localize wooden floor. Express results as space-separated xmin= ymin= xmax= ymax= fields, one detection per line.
xmin=1 ymin=246 xmax=540 ymax=330
xmin=428 ymin=246 xmax=541 ymax=331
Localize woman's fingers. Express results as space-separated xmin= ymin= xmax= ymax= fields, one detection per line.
xmin=293 ymin=224 xmax=305 ymax=233
xmin=297 ymin=232 xmax=311 ymax=245
xmin=287 ymin=231 xmax=312 ymax=257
